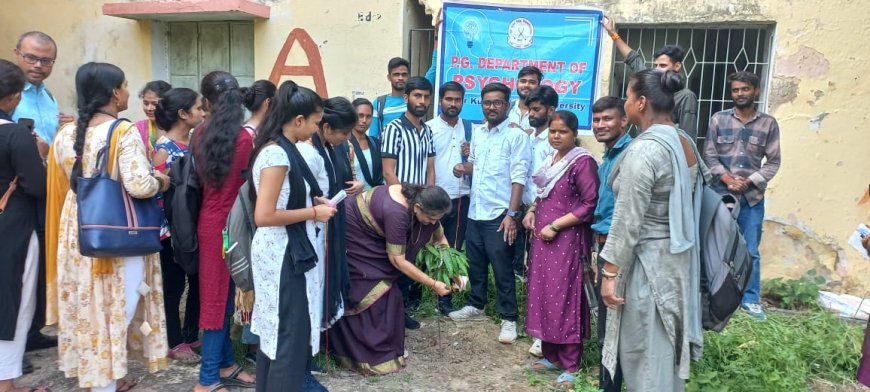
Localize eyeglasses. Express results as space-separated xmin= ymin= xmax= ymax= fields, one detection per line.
xmin=16 ymin=50 xmax=55 ymax=66
xmin=482 ymin=100 xmax=506 ymax=108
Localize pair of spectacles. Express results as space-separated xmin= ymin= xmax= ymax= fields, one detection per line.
xmin=16 ymin=50 xmax=55 ymax=66
xmin=482 ymin=100 xmax=506 ymax=108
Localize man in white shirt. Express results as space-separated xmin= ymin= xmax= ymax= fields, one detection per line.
xmin=426 ymin=81 xmax=473 ymax=316
xmin=506 ymin=66 xmax=542 ymax=135
xmin=449 ymin=82 xmax=531 ymax=344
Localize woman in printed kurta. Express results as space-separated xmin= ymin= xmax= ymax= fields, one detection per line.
xmin=599 ymin=69 xmax=704 ymax=392
xmin=328 ymin=184 xmax=453 ymax=375
xmin=523 ymin=111 xmax=599 ymax=386
xmin=52 ymin=62 xmax=171 ymax=391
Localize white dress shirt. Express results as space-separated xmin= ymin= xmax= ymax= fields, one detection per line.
xmin=507 ymin=99 xmax=532 ymax=134
xmin=468 ymin=118 xmax=531 ymax=221
xmin=524 ymin=128 xmax=554 ymax=205
xmin=426 ymin=115 xmax=471 ymax=199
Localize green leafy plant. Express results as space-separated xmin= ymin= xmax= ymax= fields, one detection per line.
xmin=762 ymin=269 xmax=827 ymax=310
xmin=416 ymin=244 xmax=469 ymax=287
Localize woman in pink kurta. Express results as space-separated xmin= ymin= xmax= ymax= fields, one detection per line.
xmin=522 ymin=111 xmax=599 ymax=387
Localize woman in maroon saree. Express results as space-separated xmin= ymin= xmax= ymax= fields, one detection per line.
xmin=329 ymin=183 xmax=454 ymax=375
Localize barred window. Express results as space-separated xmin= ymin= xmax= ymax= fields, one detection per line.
xmin=608 ymin=25 xmax=776 ymax=145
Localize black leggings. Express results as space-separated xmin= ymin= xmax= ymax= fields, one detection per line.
xmin=160 ymin=238 xmax=200 ymax=347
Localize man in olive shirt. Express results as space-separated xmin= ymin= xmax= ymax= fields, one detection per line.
xmin=601 ymin=17 xmax=699 ymax=141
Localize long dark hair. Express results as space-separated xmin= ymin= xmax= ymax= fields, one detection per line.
xmin=401 ymin=183 xmax=451 ymax=218
xmin=154 ymin=88 xmax=199 ymax=131
xmin=241 ymin=79 xmax=276 ymax=113
xmin=248 ymin=80 xmax=323 ymax=201
xmin=70 ymin=62 xmax=125 ymax=193
xmin=628 ymin=69 xmax=684 ymax=114
xmin=195 ymin=71 xmax=244 ymax=186
xmin=320 ymin=96 xmax=357 ymax=134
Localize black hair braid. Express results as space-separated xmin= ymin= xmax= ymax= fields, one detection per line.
xmin=70 ymin=102 xmax=99 ymax=193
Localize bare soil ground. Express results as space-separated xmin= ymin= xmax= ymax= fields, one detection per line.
xmin=16 ymin=317 xmax=539 ymax=392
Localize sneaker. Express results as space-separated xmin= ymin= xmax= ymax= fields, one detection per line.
xmin=448 ymin=305 xmax=486 ymax=321
xmin=309 ymin=362 xmax=326 ymax=376
xmin=498 ymin=320 xmax=517 ymax=344
xmin=741 ymin=303 xmax=767 ymax=320
xmin=404 ymin=313 xmax=421 ymax=330
xmin=529 ymin=338 xmax=543 ymax=357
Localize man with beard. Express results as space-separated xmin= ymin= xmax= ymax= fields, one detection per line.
xmin=450 ymin=82 xmax=530 ymax=345
xmin=426 ymin=81 xmax=472 ymax=316
xmin=507 ymin=66 xmax=542 ymax=135
xmin=381 ymin=76 xmax=437 ymax=329
xmin=370 ymin=57 xmax=411 ymax=140
xmin=601 ymin=17 xmax=699 ymax=140
xmin=704 ymin=71 xmax=781 ymax=321
xmin=589 ymin=96 xmax=630 ymax=392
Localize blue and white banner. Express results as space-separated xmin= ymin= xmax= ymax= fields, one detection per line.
xmin=438 ymin=1 xmax=604 ymax=132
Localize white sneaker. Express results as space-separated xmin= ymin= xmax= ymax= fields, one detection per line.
xmin=529 ymin=338 xmax=543 ymax=357
xmin=498 ymin=320 xmax=517 ymax=344
xmin=448 ymin=305 xmax=486 ymax=321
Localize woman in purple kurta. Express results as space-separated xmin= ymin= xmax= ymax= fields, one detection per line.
xmin=328 ymin=184 xmax=453 ymax=375
xmin=523 ymin=111 xmax=599 ymax=385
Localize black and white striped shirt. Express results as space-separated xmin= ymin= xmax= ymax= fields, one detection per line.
xmin=381 ymin=114 xmax=435 ymax=185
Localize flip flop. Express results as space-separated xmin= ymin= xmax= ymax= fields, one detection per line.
xmin=527 ymin=358 xmax=558 ymax=371
xmin=219 ymin=365 xmax=256 ymax=388
xmin=27 ymin=387 xmax=52 ymax=392
xmin=204 ymin=383 xmax=228 ymax=392
xmin=117 ymin=378 xmax=137 ymax=392
xmin=555 ymin=371 xmax=576 ymax=388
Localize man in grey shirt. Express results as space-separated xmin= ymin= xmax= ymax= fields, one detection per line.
xmin=601 ymin=17 xmax=699 ymax=141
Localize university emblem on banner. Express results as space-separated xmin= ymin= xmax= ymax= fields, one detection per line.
xmin=507 ymin=17 xmax=534 ymax=49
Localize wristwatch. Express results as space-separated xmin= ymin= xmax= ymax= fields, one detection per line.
xmin=506 ymin=209 xmax=521 ymax=220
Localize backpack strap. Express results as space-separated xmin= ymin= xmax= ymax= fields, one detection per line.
xmin=376 ymin=95 xmax=387 ymax=136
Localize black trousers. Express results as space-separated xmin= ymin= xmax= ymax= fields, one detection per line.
xmin=160 ymin=238 xmax=200 ymax=347
xmin=466 ymin=217 xmax=518 ymax=321
xmin=440 ymin=196 xmax=470 ymax=249
xmin=256 ymin=267 xmax=310 ymax=392
xmin=596 ymin=245 xmax=623 ymax=391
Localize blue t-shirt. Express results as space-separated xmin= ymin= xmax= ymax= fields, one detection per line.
xmin=591 ymin=132 xmax=633 ymax=235
xmin=369 ymin=95 xmax=407 ymax=140
xmin=12 ymin=82 xmax=59 ymax=143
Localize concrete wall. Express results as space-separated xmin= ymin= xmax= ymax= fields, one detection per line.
xmin=418 ymin=0 xmax=870 ymax=294
xmin=1 ymin=1 xmax=152 ymax=118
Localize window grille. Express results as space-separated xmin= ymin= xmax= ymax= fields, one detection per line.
xmin=609 ymin=25 xmax=776 ymax=145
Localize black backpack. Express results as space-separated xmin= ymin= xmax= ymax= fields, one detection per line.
xmin=698 ymin=187 xmax=752 ymax=332
xmin=167 ymin=133 xmax=201 ymax=275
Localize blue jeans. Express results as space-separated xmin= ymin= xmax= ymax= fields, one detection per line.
xmin=199 ymin=282 xmax=236 ymax=386
xmin=737 ymin=198 xmax=765 ymax=304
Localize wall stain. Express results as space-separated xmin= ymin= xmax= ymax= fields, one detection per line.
xmin=768 ymin=76 xmax=800 ymax=113
xmin=777 ymin=45 xmax=831 ymax=79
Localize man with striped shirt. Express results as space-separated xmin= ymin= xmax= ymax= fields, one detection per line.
xmin=381 ymin=76 xmax=436 ymax=329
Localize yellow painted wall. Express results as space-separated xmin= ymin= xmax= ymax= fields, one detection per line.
xmin=418 ymin=0 xmax=870 ymax=294
xmin=0 ymin=0 xmax=152 ymax=120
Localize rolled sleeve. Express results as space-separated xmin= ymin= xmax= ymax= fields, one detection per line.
xmin=624 ymin=50 xmax=646 ymax=73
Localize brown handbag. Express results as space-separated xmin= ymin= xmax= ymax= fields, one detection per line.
xmin=0 ymin=176 xmax=18 ymax=214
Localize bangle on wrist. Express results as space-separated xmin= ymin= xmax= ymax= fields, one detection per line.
xmin=548 ymin=222 xmax=560 ymax=232
xmin=609 ymin=31 xmax=620 ymax=41
xmin=601 ymin=268 xmax=619 ymax=278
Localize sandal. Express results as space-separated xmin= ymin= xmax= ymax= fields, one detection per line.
xmin=219 ymin=365 xmax=256 ymax=388
xmin=117 ymin=378 xmax=137 ymax=392
xmin=168 ymin=343 xmax=201 ymax=363
xmin=205 ymin=383 xmax=228 ymax=392
xmin=527 ymin=358 xmax=558 ymax=371
xmin=555 ymin=371 xmax=576 ymax=388
xmin=27 ymin=388 xmax=52 ymax=392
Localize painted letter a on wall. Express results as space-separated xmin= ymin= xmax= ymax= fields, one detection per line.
xmin=269 ymin=28 xmax=328 ymax=97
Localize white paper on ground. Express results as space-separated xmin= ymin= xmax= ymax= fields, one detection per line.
xmin=818 ymin=290 xmax=870 ymax=320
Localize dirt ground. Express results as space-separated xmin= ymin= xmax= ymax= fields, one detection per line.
xmin=16 ymin=318 xmax=540 ymax=392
